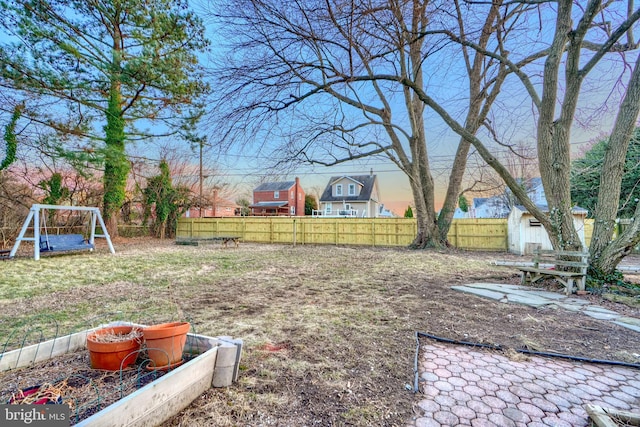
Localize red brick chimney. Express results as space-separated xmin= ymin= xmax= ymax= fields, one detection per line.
xmin=295 ymin=177 xmax=300 ymax=216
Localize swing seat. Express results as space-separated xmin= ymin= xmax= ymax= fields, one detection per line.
xmin=39 ymin=234 xmax=94 ymax=253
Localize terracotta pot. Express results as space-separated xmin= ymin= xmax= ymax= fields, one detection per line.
xmin=86 ymin=326 xmax=142 ymax=371
xmin=142 ymin=322 xmax=190 ymax=368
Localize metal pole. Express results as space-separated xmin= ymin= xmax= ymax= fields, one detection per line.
xmin=34 ymin=207 xmax=40 ymax=261
xmin=199 ymin=141 xmax=203 ymax=218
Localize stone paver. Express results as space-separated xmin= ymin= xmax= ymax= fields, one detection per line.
xmin=407 ymin=282 xmax=640 ymax=427
xmin=452 ymin=283 xmax=640 ymax=333
xmin=614 ymin=319 xmax=640 ymax=332
xmin=582 ymin=310 xmax=621 ymax=321
xmin=408 ymin=342 xmax=640 ymax=427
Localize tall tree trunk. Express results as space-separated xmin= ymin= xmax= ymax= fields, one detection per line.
xmin=537 ymin=0 xmax=585 ymax=251
xmin=437 ymin=139 xmax=471 ymax=242
xmin=411 ymin=179 xmax=440 ymax=248
xmin=590 ymin=54 xmax=640 ymax=273
xmin=102 ymin=32 xmax=129 ymax=238
xmin=595 ymin=201 xmax=640 ymax=272
xmin=408 ymin=138 xmax=441 ymax=247
xmin=403 ymin=0 xmax=442 ymax=248
xmin=437 ymin=0 xmax=503 ymax=243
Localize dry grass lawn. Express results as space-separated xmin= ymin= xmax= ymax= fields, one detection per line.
xmin=1 ymin=238 xmax=639 ymax=426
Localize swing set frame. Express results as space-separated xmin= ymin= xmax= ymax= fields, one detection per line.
xmin=9 ymin=204 xmax=115 ymax=260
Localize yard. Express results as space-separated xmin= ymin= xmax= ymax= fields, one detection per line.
xmin=1 ymin=239 xmax=639 ymax=426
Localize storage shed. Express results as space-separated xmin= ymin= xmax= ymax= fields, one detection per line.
xmin=508 ymin=205 xmax=588 ymax=255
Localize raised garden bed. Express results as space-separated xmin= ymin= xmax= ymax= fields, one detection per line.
xmin=586 ymin=404 xmax=640 ymax=427
xmin=0 ymin=323 xmax=243 ymax=426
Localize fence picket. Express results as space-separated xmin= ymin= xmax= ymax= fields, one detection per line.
xmin=176 ymin=217 xmax=509 ymax=250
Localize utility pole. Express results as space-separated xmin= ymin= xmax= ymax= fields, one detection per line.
xmin=199 ymin=140 xmax=203 ymax=218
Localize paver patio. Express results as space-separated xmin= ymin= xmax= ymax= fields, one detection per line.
xmin=409 ymin=339 xmax=640 ymax=426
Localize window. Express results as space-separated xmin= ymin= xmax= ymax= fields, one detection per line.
xmin=336 ymin=184 xmax=343 ymax=196
xmin=348 ymin=184 xmax=356 ymax=195
xmin=325 ymin=203 xmax=332 ymax=213
xmin=290 ymin=191 xmax=294 ymax=199
xmin=291 ymin=206 xmax=295 ymax=215
xmin=274 ymin=191 xmax=280 ymax=199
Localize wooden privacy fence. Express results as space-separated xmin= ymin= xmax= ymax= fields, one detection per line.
xmin=176 ymin=217 xmax=509 ymax=251
xmin=586 ymin=218 xmax=640 ymax=253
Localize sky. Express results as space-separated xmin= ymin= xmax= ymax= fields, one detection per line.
xmin=179 ymin=1 xmax=636 ymax=216
xmin=2 ymin=1 xmax=637 ymax=217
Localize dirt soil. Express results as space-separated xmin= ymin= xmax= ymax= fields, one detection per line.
xmin=1 ymin=239 xmax=639 ymax=426
xmin=165 ymin=244 xmax=640 ymax=426
xmin=0 ymin=350 xmax=170 ymax=424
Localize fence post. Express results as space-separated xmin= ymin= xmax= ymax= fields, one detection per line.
xmin=293 ymin=219 xmax=297 ymax=247
xmin=176 ymin=217 xmax=514 ymax=250
xmin=454 ymin=222 xmax=459 ymax=248
xmin=371 ymin=219 xmax=375 ymax=247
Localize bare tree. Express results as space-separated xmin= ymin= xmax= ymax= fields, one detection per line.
xmin=206 ymin=0 xmax=526 ymax=247
xmin=463 ymin=143 xmax=540 ymax=214
xmin=208 ymin=0 xmax=640 ymax=273
xmin=420 ymin=0 xmax=640 ymax=274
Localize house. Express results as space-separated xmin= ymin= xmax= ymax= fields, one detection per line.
xmin=471 ymin=177 xmax=547 ymax=219
xmin=471 ymin=197 xmax=510 ymax=219
xmin=522 ymin=177 xmax=546 ymax=205
xmin=507 ymin=204 xmax=588 ymax=255
xmin=316 ymin=174 xmax=381 ymax=217
xmin=185 ymin=190 xmax=239 ymax=218
xmin=378 ymin=204 xmax=396 ymax=218
xmin=452 ymin=208 xmax=471 ymax=219
xmin=250 ymin=177 xmax=305 ymax=216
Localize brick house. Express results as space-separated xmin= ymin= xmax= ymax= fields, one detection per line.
xmin=250 ymin=177 xmax=306 ymax=216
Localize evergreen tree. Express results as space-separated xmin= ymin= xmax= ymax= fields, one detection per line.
xmin=1 ymin=106 xmax=21 ymax=171
xmin=304 ymin=194 xmax=317 ymax=215
xmin=0 ymin=0 xmax=209 ymax=235
xmin=404 ymin=206 xmax=413 ymax=218
xmin=458 ymin=195 xmax=469 ymax=213
xmin=571 ymin=128 xmax=640 ymax=218
xmin=143 ymin=160 xmax=190 ymax=238
xmin=235 ymin=198 xmax=251 ymax=216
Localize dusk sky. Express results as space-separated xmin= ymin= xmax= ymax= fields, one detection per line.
xmin=179 ymin=1 xmax=632 ymax=216
xmin=2 ymin=1 xmax=633 ymax=216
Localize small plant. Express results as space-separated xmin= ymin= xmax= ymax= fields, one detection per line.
xmin=404 ymin=206 xmax=413 ymax=218
xmin=586 ymin=267 xmax=636 ymax=295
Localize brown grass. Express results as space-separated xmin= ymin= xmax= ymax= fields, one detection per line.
xmin=1 ymin=239 xmax=639 ymax=426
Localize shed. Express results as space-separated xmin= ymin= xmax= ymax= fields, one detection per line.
xmin=508 ymin=205 xmax=588 ymax=255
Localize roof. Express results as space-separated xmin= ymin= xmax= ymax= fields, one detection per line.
xmin=527 ymin=177 xmax=543 ymax=190
xmin=513 ymin=204 xmax=588 ymax=215
xmin=249 ymin=201 xmax=289 ymax=208
xmin=329 ymin=176 xmax=364 ymax=187
xmin=253 ymin=181 xmax=295 ymax=192
xmin=473 ymin=197 xmax=488 ymax=208
xmin=319 ymin=175 xmax=378 ymax=202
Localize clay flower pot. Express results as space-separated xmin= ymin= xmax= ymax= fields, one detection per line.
xmin=142 ymin=322 xmax=190 ymax=369
xmin=86 ymin=326 xmax=142 ymax=371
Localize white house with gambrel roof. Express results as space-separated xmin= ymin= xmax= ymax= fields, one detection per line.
xmin=315 ymin=174 xmax=381 ymax=217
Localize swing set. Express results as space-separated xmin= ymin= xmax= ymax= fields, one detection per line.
xmin=9 ymin=204 xmax=115 ymax=260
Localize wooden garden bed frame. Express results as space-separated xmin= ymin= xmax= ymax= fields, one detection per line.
xmin=586 ymin=404 xmax=640 ymax=427
xmin=0 ymin=323 xmax=243 ymax=426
